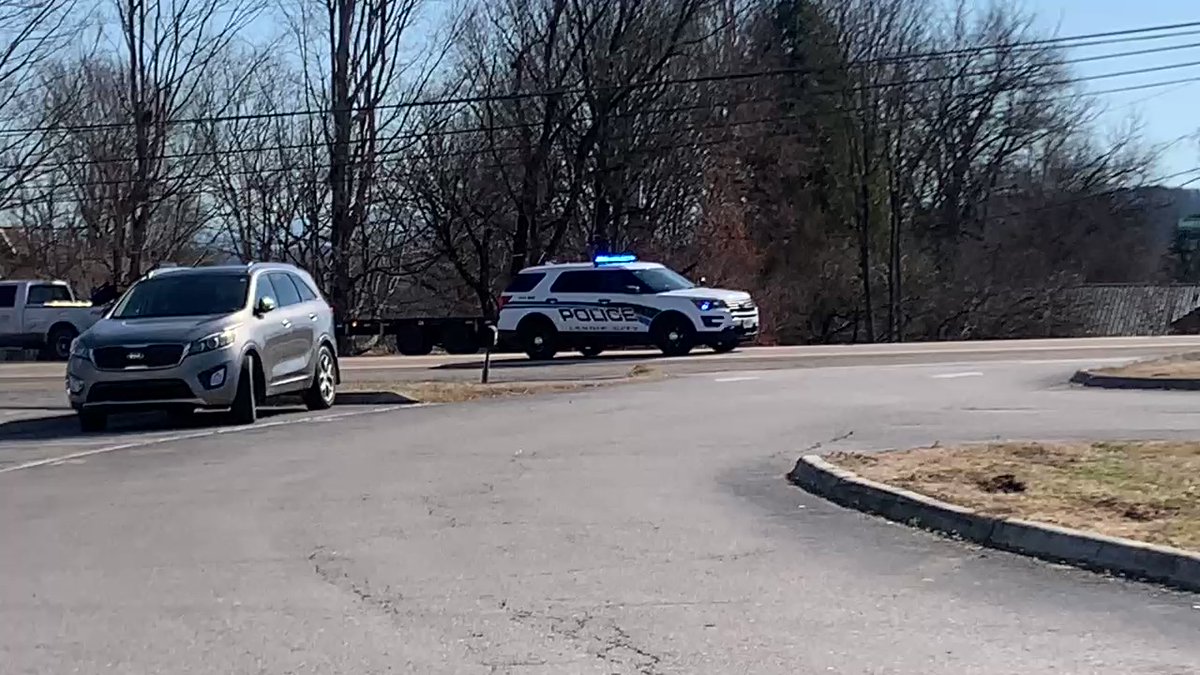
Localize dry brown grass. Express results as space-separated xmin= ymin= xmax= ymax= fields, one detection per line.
xmin=343 ymin=365 xmax=662 ymax=404
xmin=1094 ymin=353 xmax=1200 ymax=379
xmin=829 ymin=441 xmax=1200 ymax=551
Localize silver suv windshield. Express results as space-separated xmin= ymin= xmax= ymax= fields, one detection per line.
xmin=632 ymin=268 xmax=695 ymax=293
xmin=112 ymin=273 xmax=250 ymax=319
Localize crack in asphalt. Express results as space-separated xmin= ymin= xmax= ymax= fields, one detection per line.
xmin=804 ymin=430 xmax=855 ymax=454
xmin=500 ymin=600 xmax=665 ymax=674
xmin=309 ymin=547 xmax=404 ymax=618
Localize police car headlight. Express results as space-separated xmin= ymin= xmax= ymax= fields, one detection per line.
xmin=692 ymin=299 xmax=728 ymax=311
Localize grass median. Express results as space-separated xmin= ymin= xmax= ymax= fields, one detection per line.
xmin=1092 ymin=352 xmax=1200 ymax=379
xmin=342 ymin=364 xmax=662 ymax=404
xmin=829 ymin=441 xmax=1200 ymax=551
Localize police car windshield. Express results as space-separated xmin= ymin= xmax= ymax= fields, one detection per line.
xmin=112 ymin=274 xmax=250 ymax=319
xmin=633 ymin=268 xmax=695 ymax=293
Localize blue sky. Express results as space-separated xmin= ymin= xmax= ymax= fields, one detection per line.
xmin=1016 ymin=0 xmax=1200 ymax=187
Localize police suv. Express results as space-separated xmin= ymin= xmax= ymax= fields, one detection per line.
xmin=497 ymin=254 xmax=759 ymax=359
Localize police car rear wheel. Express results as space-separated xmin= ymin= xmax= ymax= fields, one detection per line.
xmin=653 ymin=315 xmax=695 ymax=357
xmin=520 ymin=318 xmax=558 ymax=360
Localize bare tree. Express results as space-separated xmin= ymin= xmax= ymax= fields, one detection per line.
xmin=0 ymin=0 xmax=84 ymax=210
xmin=284 ymin=0 xmax=451 ymax=323
xmin=110 ymin=0 xmax=263 ymax=282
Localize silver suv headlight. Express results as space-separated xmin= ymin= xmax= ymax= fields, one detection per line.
xmin=69 ymin=339 xmax=91 ymax=361
xmin=189 ymin=329 xmax=236 ymax=356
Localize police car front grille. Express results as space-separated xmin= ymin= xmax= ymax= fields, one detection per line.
xmin=730 ymin=303 xmax=757 ymax=317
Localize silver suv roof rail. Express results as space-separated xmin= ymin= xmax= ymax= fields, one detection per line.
xmin=145 ymin=263 xmax=187 ymax=278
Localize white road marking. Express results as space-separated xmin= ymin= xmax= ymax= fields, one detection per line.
xmin=332 ymin=343 xmax=1189 ymax=370
xmin=714 ymin=376 xmax=760 ymax=382
xmin=1014 ymin=357 xmax=1133 ymax=366
xmin=931 ymin=371 xmax=984 ymax=379
xmin=0 ymin=405 xmax=420 ymax=476
xmin=726 ymin=356 xmax=1137 ymax=376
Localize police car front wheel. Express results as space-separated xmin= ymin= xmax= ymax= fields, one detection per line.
xmin=652 ymin=314 xmax=695 ymax=357
xmin=711 ymin=338 xmax=738 ymax=354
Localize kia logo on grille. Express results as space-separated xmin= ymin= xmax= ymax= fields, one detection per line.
xmin=127 ymin=352 xmax=145 ymax=360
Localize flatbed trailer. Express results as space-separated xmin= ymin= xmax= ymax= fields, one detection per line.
xmin=336 ymin=316 xmax=502 ymax=355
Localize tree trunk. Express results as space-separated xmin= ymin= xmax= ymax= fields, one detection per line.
xmin=329 ymin=0 xmax=354 ymax=338
xmin=887 ymin=176 xmax=902 ymax=342
xmin=857 ymin=122 xmax=875 ymax=343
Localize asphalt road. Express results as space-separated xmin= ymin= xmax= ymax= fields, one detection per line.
xmin=3 ymin=338 xmax=1200 ymax=674
xmin=5 ymin=335 xmax=1200 ymax=386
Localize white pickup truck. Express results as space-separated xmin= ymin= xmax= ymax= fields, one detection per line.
xmin=0 ymin=280 xmax=107 ymax=360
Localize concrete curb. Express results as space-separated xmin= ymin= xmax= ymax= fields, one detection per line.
xmin=1071 ymin=369 xmax=1200 ymax=391
xmin=789 ymin=455 xmax=1200 ymax=593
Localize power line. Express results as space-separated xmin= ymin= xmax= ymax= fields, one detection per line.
xmin=10 ymin=49 xmax=1200 ymax=175
xmin=2 ymin=19 xmax=1200 ymax=138
xmin=9 ymin=116 xmax=1198 ymax=203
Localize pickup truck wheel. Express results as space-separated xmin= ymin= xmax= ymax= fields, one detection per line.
xmin=42 ymin=325 xmax=78 ymax=361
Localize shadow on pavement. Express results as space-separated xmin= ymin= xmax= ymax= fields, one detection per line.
xmin=0 ymin=391 xmax=413 ymax=442
xmin=334 ymin=391 xmax=416 ymax=405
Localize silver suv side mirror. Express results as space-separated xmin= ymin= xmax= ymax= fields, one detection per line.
xmin=255 ymin=296 xmax=277 ymax=316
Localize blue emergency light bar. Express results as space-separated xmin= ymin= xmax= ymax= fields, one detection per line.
xmin=593 ymin=253 xmax=638 ymax=266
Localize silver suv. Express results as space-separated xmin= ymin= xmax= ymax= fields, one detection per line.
xmin=67 ymin=263 xmax=339 ymax=432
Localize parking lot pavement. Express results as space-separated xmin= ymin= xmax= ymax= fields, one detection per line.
xmin=0 ymin=375 xmax=416 ymax=472
xmin=0 ymin=380 xmax=66 ymax=426
xmin=5 ymin=356 xmax=1200 ymax=674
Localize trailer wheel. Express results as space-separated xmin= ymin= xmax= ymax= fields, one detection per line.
xmin=441 ymin=322 xmax=480 ymax=355
xmin=395 ymin=326 xmax=433 ymax=356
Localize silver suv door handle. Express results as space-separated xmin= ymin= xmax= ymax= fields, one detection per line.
xmin=308 ymin=313 xmax=318 ymax=320
xmin=281 ymin=319 xmax=292 ymax=328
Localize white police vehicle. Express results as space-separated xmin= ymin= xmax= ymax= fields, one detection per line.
xmin=497 ymin=254 xmax=759 ymax=359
